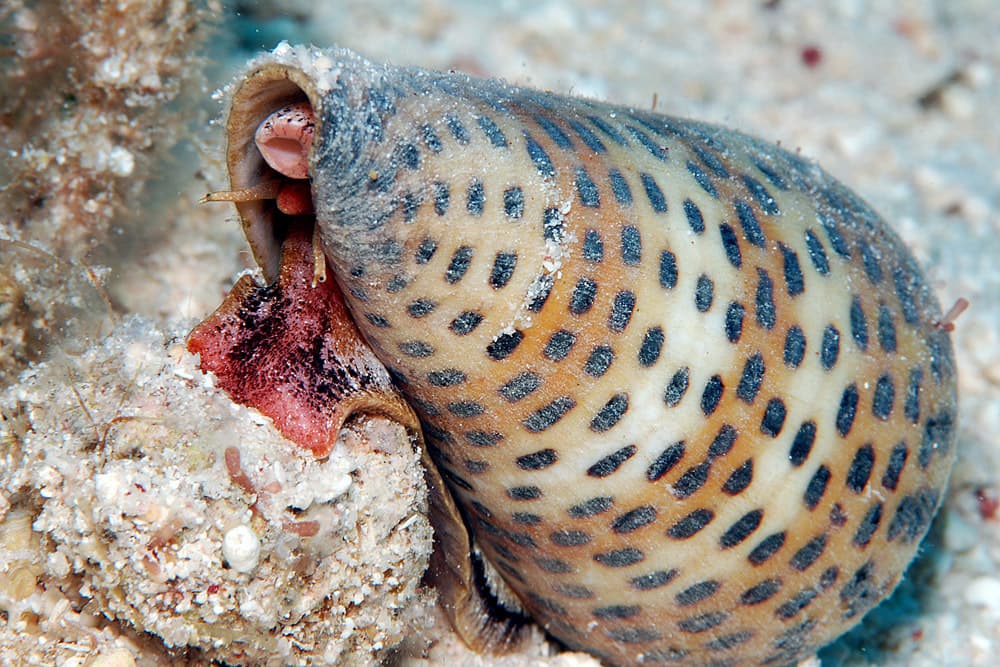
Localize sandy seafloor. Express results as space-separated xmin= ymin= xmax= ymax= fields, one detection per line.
xmin=1 ymin=1 xmax=999 ymax=666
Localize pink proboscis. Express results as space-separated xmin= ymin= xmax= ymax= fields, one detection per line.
xmin=255 ymin=101 xmax=315 ymax=180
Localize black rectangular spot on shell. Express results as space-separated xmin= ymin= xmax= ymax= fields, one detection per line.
xmin=676 ymin=580 xmax=722 ymax=607
xmin=853 ymin=503 xmax=883 ymax=547
xmin=432 ymin=182 xmax=449 ymax=216
xmin=803 ymin=465 xmax=831 ymax=510
xmin=589 ymin=114 xmax=628 ymax=146
xmin=638 ymin=326 xmax=664 ymax=367
xmin=683 ymin=198 xmax=705 ymax=234
xmin=543 ymin=329 xmax=577 ymax=361
xmin=621 ymin=226 xmax=641 ymax=265
xmin=477 ymin=115 xmax=508 ymax=147
xmin=517 ymin=448 xmax=558 ymax=470
xmin=755 ymin=268 xmax=776 ymax=329
xmin=466 ymin=179 xmax=485 ymax=216
xmin=775 ymin=590 xmax=819 ymax=620
xmin=850 ymin=296 xmax=869 ymax=350
xmin=725 ymin=301 xmax=745 ymax=343
xmin=499 ymin=371 xmax=541 ymax=402
xmin=402 ymin=192 xmax=420 ymax=222
xmin=663 ymin=367 xmax=690 ymax=407
xmin=490 ymin=251 xmax=517 ymax=288
xmin=583 ymin=229 xmax=604 ymax=262
xmin=886 ymin=490 xmax=938 ymax=543
xmin=723 ymin=459 xmax=753 ymax=495
xmin=804 ymin=229 xmax=830 ymax=275
xmin=720 ymin=510 xmax=763 ymax=549
xmin=672 ymin=462 xmax=710 ymax=499
xmin=846 ymin=443 xmax=875 ymax=493
xmin=415 ymin=237 xmax=437 ymax=264
xmin=427 ymin=369 xmax=466 ymax=387
xmin=503 ymin=187 xmax=524 ymax=219
xmin=881 ymin=442 xmax=908 ymax=490
xmin=569 ymin=496 xmax=613 ymax=518
xmin=790 ymin=534 xmax=827 ymax=571
xmin=445 ymin=114 xmax=470 ymax=144
xmin=695 ymin=275 xmax=714 ymax=312
xmin=407 ymin=298 xmax=436 ymax=318
xmin=878 ymin=304 xmax=898 ymax=353
xmin=523 ymin=130 xmax=555 ymax=177
xmin=872 ymin=374 xmax=895 ymax=420
xmin=761 ymin=398 xmax=787 ymax=437
xmin=820 ymin=212 xmax=851 ymax=259
xmin=508 ymin=485 xmax=542 ymax=500
xmin=860 ymin=241 xmax=883 ymax=284
xmin=612 ymin=505 xmax=656 ymax=534
xmin=736 ymin=353 xmax=765 ymax=403
xmin=445 ymin=245 xmax=474 ymax=284
xmin=448 ymin=400 xmax=484 ymax=418
xmin=784 ymin=325 xmax=806 ymax=367
xmin=820 ymin=325 xmax=840 ymax=370
xmin=465 ymin=430 xmax=503 ymax=447
xmin=747 ymin=531 xmax=786 ymax=565
xmin=631 ymin=569 xmax=678 ymax=591
xmin=626 ymin=125 xmax=668 ymax=160
xmin=646 ymin=441 xmax=685 ymax=482
xmin=551 ymin=530 xmax=591 ymax=547
xmin=788 ymin=421 xmax=817 ymax=467
xmin=708 ymin=424 xmax=738 ymax=458
xmin=450 ymin=311 xmax=483 ymax=335
xmin=527 ymin=274 xmax=554 ymax=312
xmin=399 ymin=340 xmax=434 ymax=358
xmin=512 ymin=512 xmax=541 ymax=525
xmin=543 ymin=207 xmax=566 ymax=243
xmin=486 ymin=329 xmax=524 ymax=360
xmin=569 ymin=118 xmax=606 ymax=152
xmin=608 ymin=168 xmax=633 ymax=205
xmin=593 ymin=547 xmax=645 ymax=568
xmin=719 ymin=223 xmax=742 ymax=268
xmin=691 ymin=142 xmax=729 ymax=177
xmin=584 ymin=345 xmax=615 ymax=377
xmin=575 ymin=166 xmax=600 ymax=208
xmin=609 ymin=290 xmax=636 ymax=332
xmin=592 ymin=604 xmax=640 ymax=620
xmin=640 ymin=172 xmax=668 ymax=212
xmin=659 ymin=250 xmax=678 ymax=288
xmin=754 ymin=158 xmax=789 ymax=191
xmin=569 ymin=277 xmax=598 ymax=315
xmin=590 ymin=393 xmax=629 ymax=433
xmin=893 ymin=267 xmax=920 ymax=325
xmin=904 ymin=367 xmax=922 ymax=422
xmin=421 ymin=124 xmax=442 ymax=153
xmin=687 ymin=160 xmax=718 ymax=197
xmin=735 ymin=200 xmax=766 ymax=248
xmin=535 ymin=113 xmax=574 ymax=149
xmin=587 ymin=444 xmax=637 ymax=478
xmin=780 ymin=243 xmax=805 ymax=297
xmin=836 ymin=384 xmax=859 ymax=437
xmin=742 ymin=174 xmax=780 ymax=214
xmin=397 ymin=142 xmax=420 ymax=170
xmin=740 ymin=578 xmax=781 ymax=605
xmin=523 ymin=396 xmax=576 ymax=432
xmin=668 ymin=509 xmax=714 ymax=539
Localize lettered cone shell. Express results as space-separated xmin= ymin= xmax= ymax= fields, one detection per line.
xmin=200 ymin=43 xmax=957 ymax=666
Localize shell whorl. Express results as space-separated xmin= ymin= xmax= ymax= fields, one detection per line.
xmin=225 ymin=46 xmax=957 ymax=666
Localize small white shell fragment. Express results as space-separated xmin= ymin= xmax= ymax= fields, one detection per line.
xmin=222 ymin=524 xmax=260 ymax=573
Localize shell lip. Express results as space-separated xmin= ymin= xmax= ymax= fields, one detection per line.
xmin=225 ymin=63 xmax=323 ymax=282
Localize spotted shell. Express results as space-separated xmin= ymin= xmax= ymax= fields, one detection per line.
xmin=215 ymin=44 xmax=957 ymax=666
